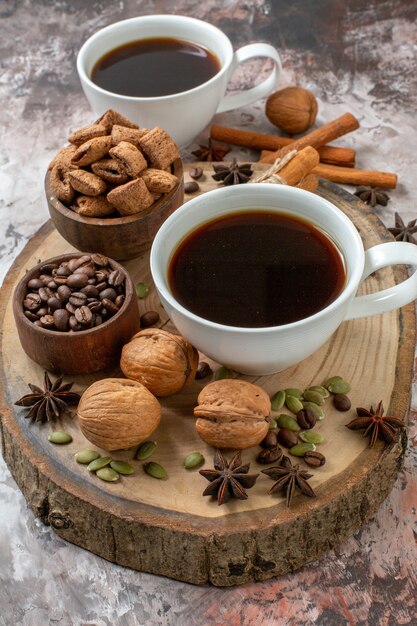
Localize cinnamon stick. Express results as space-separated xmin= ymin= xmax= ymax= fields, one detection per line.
xmin=313 ymin=163 xmax=397 ymax=189
xmin=211 ymin=124 xmax=355 ymax=168
xmin=259 ymin=113 xmax=360 ymax=164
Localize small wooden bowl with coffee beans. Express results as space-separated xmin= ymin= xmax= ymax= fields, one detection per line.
xmin=45 ymin=110 xmax=184 ymax=261
xmin=13 ymin=253 xmax=140 ymax=374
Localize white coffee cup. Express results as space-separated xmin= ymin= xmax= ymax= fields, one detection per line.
xmin=77 ymin=15 xmax=281 ymax=147
xmin=150 ymin=184 xmax=417 ymax=375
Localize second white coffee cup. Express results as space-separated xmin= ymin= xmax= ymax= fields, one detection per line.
xmin=77 ymin=15 xmax=281 ymax=146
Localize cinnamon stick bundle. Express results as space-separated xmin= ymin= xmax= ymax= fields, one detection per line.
xmin=211 ymin=124 xmax=355 ymax=168
xmin=260 ymin=151 xmax=397 ymax=189
xmin=259 ymin=113 xmax=360 ymax=164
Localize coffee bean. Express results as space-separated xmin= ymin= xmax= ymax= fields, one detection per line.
xmin=303 ymin=451 xmax=326 ymax=467
xmin=333 ymin=394 xmax=351 ymax=411
xmin=140 ymin=310 xmax=160 ymax=328
xmin=69 ymin=315 xmax=83 ymax=331
xmin=87 ymin=277 xmax=97 ymax=285
xmin=38 ymin=287 xmax=54 ymax=302
xmin=24 ymin=310 xmax=39 ymax=322
xmin=75 ymin=305 xmax=93 ymax=326
xmin=81 ymin=285 xmax=99 ymax=298
xmin=256 ymin=446 xmax=283 ymax=464
xmin=108 ymin=269 xmax=124 ymax=287
xmin=277 ymin=428 xmax=299 ymax=448
xmin=184 ymin=181 xmax=200 ymax=194
xmin=195 ymin=361 xmax=212 ymax=380
xmin=95 ymin=269 xmax=110 ymax=282
xmin=47 ymin=296 xmax=63 ymax=312
xmin=24 ymin=293 xmax=41 ymax=310
xmin=54 ymin=276 xmax=68 ymax=286
xmin=189 ymin=167 xmax=203 ymax=180
xmin=34 ymin=320 xmax=43 ymax=327
xmin=94 ymin=314 xmax=102 ymax=326
xmin=66 ymin=302 xmax=77 ymax=314
xmin=115 ymin=294 xmax=125 ymax=308
xmin=53 ymin=309 xmax=70 ymax=331
xmin=39 ymin=262 xmax=58 ymax=274
xmin=68 ymin=255 xmax=91 ymax=272
xmin=57 ymin=285 xmax=72 ymax=302
xmin=96 ymin=281 xmax=108 ymax=292
xmin=67 ymin=273 xmax=89 ymax=289
xmin=69 ymin=292 xmax=88 ymax=307
xmin=47 ymin=280 xmax=58 ymax=290
xmin=39 ymin=274 xmax=52 ymax=284
xmin=101 ymin=298 xmax=119 ymax=315
xmin=27 ymin=278 xmax=44 ymax=290
xmin=260 ymin=431 xmax=278 ymax=449
xmin=40 ymin=314 xmax=55 ymax=329
xmin=87 ymin=299 xmax=102 ymax=313
xmin=56 ymin=265 xmax=72 ymax=277
xmin=99 ymin=287 xmax=117 ymax=301
xmin=37 ymin=307 xmax=48 ymax=317
xmin=91 ymin=253 xmax=109 ymax=267
xmin=296 ymin=408 xmax=316 ymax=430
xmin=74 ymin=264 xmax=95 ymax=278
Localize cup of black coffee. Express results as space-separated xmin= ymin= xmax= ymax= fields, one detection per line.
xmin=77 ymin=15 xmax=281 ymax=146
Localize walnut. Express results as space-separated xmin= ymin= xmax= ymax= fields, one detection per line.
xmin=120 ymin=328 xmax=199 ymax=397
xmin=265 ymin=86 xmax=318 ymax=134
xmin=194 ymin=379 xmax=271 ymax=449
xmin=77 ymin=378 xmax=161 ymax=451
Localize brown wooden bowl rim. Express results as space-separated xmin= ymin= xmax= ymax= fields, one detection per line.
xmin=45 ymin=158 xmax=184 ymax=226
xmin=13 ymin=253 xmax=136 ymax=338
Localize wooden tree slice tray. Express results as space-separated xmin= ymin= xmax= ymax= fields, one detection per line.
xmin=0 ymin=165 xmax=414 ymax=587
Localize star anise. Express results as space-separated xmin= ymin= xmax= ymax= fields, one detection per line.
xmin=388 ymin=212 xmax=417 ymax=244
xmin=15 ymin=372 xmax=81 ymax=423
xmin=212 ymin=158 xmax=253 ymax=186
xmin=261 ymin=455 xmax=316 ymax=507
xmin=346 ymin=400 xmax=404 ymax=447
xmin=192 ymin=138 xmax=231 ymax=162
xmin=199 ymin=449 xmax=259 ymax=505
xmin=354 ymin=186 xmax=390 ymax=207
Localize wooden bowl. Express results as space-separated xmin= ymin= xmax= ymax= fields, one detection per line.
xmin=45 ymin=159 xmax=184 ymax=261
xmin=12 ymin=254 xmax=140 ymax=374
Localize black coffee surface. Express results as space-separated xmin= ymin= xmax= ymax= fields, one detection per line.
xmin=168 ymin=211 xmax=346 ymax=328
xmin=91 ymin=37 xmax=220 ymax=97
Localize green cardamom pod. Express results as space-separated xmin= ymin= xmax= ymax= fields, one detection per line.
xmin=96 ymin=467 xmax=119 ymax=482
xmin=323 ymin=375 xmax=343 ymax=389
xmin=135 ymin=282 xmax=150 ymax=299
xmin=303 ymin=389 xmax=325 ymax=406
xmin=327 ymin=379 xmax=351 ymax=394
xmin=306 ymin=385 xmax=329 ymax=398
xmin=48 ymin=431 xmax=73 ymax=444
xmin=271 ymin=390 xmax=286 ymax=411
xmin=299 ymin=431 xmax=325 ymax=445
xmin=284 ymin=387 xmax=303 ymax=399
xmin=214 ymin=365 xmax=233 ymax=380
xmin=110 ymin=460 xmax=134 ymax=475
xmin=286 ymin=395 xmax=304 ymax=414
xmin=269 ymin=418 xmax=278 ymax=430
xmin=184 ymin=452 xmax=205 ymax=470
xmin=135 ymin=440 xmax=157 ymax=461
xmin=289 ymin=442 xmax=316 ymax=457
xmin=276 ymin=414 xmax=301 ymax=431
xmin=302 ymin=401 xmax=325 ymax=420
xmin=87 ymin=456 xmax=112 ymax=472
xmin=75 ymin=449 xmax=101 ymax=464
xmin=144 ymin=461 xmax=168 ymax=479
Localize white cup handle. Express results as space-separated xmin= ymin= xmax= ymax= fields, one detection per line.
xmin=216 ymin=43 xmax=282 ymax=114
xmin=345 ymin=242 xmax=417 ymax=320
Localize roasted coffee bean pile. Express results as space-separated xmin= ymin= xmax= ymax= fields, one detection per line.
xmin=23 ymin=254 xmax=125 ymax=332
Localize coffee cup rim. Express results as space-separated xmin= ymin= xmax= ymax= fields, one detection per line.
xmin=77 ymin=14 xmax=233 ymax=103
xmin=150 ymin=184 xmax=365 ymax=334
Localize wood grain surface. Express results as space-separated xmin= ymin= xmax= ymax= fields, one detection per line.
xmin=0 ymin=167 xmax=414 ymax=586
